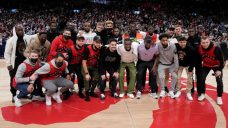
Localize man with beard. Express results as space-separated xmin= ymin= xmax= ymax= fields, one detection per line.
xmin=30 ymin=53 xmax=74 ymax=106
xmin=23 ymin=30 xmax=50 ymax=100
xmin=66 ymin=22 xmax=77 ymax=44
xmin=99 ymin=39 xmax=121 ymax=100
xmin=118 ymin=38 xmax=138 ymax=99
xmin=153 ymin=33 xmax=179 ymax=98
xmin=82 ymin=36 xmax=101 ymax=101
xmin=68 ymin=36 xmax=86 ymax=98
xmin=24 ymin=30 xmax=50 ymax=63
xmin=47 ymin=22 xmax=59 ymax=43
xmin=141 ymin=25 xmax=159 ymax=44
xmin=78 ymin=22 xmax=97 ymax=45
xmin=187 ymin=28 xmax=201 ymax=94
xmin=136 ymin=36 xmax=159 ymax=99
xmin=112 ymin=27 xmax=123 ymax=44
xmin=47 ymin=28 xmax=74 ymax=61
xmin=13 ymin=50 xmax=42 ymax=107
xmin=124 ymin=22 xmax=144 ymax=44
xmin=4 ymin=24 xmax=36 ymax=102
xmin=167 ymin=26 xmax=178 ymax=44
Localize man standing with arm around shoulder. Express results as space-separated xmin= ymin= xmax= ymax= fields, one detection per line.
xmin=117 ymin=38 xmax=138 ymax=98
xmin=153 ymin=33 xmax=179 ymax=98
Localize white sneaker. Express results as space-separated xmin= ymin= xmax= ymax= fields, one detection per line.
xmin=119 ymin=93 xmax=125 ymax=98
xmin=100 ymin=93 xmax=106 ymax=100
xmin=160 ymin=90 xmax=166 ymax=98
xmin=32 ymin=95 xmax=45 ymax=101
xmin=136 ymin=91 xmax=141 ymax=99
xmin=198 ymin=94 xmax=205 ymax=101
xmin=169 ymin=91 xmax=175 ymax=99
xmin=174 ymin=91 xmax=181 ymax=98
xmin=217 ymin=97 xmax=223 ymax=105
xmin=70 ymin=88 xmax=77 ymax=93
xmin=127 ymin=93 xmax=135 ymax=99
xmin=149 ymin=93 xmax=158 ymax=99
xmin=45 ymin=95 xmax=52 ymax=106
xmin=52 ymin=92 xmax=62 ymax=103
xmin=14 ymin=96 xmax=22 ymax=107
xmin=186 ymin=93 xmax=193 ymax=101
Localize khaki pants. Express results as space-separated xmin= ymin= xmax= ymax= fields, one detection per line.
xmin=119 ymin=62 xmax=136 ymax=94
xmin=176 ymin=66 xmax=193 ymax=93
xmin=82 ymin=66 xmax=100 ymax=92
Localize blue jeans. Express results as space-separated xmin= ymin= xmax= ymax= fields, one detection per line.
xmin=16 ymin=83 xmax=29 ymax=99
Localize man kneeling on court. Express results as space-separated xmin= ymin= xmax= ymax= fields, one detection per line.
xmin=30 ymin=53 xmax=74 ymax=106
xmin=13 ymin=50 xmax=43 ymax=107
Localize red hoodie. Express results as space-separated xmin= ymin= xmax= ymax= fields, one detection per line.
xmin=47 ymin=35 xmax=74 ymax=61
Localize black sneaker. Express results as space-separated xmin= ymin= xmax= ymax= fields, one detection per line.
xmin=63 ymin=90 xmax=71 ymax=100
xmin=191 ymin=87 xmax=195 ymax=94
xmin=165 ymin=87 xmax=169 ymax=93
xmin=78 ymin=93 xmax=85 ymax=98
xmin=12 ymin=97 xmax=15 ymax=103
xmin=90 ymin=92 xmax=98 ymax=98
xmin=85 ymin=91 xmax=90 ymax=102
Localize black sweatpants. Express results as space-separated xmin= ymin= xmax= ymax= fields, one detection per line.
xmin=136 ymin=60 xmax=158 ymax=93
xmin=99 ymin=70 xmax=118 ymax=96
xmin=197 ymin=67 xmax=223 ymax=97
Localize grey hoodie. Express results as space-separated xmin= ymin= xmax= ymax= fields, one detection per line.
xmin=157 ymin=42 xmax=179 ymax=69
xmin=15 ymin=58 xmax=41 ymax=84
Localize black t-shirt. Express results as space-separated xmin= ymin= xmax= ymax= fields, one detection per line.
xmin=100 ymin=29 xmax=114 ymax=45
xmin=99 ymin=46 xmax=120 ymax=75
xmin=47 ymin=31 xmax=59 ymax=43
xmin=15 ymin=38 xmax=26 ymax=67
xmin=187 ymin=35 xmax=201 ymax=49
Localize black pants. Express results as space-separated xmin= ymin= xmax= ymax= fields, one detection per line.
xmin=99 ymin=70 xmax=118 ymax=95
xmin=136 ymin=60 xmax=158 ymax=93
xmin=197 ymin=67 xmax=223 ymax=97
xmin=68 ymin=63 xmax=84 ymax=93
xmin=9 ymin=69 xmax=17 ymax=97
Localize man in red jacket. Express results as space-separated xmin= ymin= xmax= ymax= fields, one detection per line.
xmin=47 ymin=28 xmax=74 ymax=61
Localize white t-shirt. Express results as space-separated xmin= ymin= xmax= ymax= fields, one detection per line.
xmin=78 ymin=30 xmax=97 ymax=45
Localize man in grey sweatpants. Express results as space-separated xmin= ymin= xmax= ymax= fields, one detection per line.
xmin=153 ymin=33 xmax=179 ymax=98
xmin=30 ymin=53 xmax=74 ymax=106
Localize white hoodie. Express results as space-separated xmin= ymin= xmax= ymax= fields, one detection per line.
xmin=4 ymin=27 xmax=36 ymax=68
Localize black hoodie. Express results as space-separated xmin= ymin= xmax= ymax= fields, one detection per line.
xmin=175 ymin=43 xmax=194 ymax=72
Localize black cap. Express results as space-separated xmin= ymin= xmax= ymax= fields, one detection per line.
xmin=93 ymin=36 xmax=102 ymax=43
xmin=168 ymin=25 xmax=175 ymax=31
xmin=178 ymin=36 xmax=187 ymax=41
xmin=77 ymin=35 xmax=85 ymax=40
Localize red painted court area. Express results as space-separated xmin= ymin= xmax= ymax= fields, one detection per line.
xmin=1 ymin=78 xmax=228 ymax=128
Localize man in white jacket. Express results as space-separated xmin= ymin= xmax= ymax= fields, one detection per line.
xmin=4 ymin=24 xmax=36 ymax=102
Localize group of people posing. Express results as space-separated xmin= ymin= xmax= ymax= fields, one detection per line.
xmin=4 ymin=21 xmax=225 ymax=107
